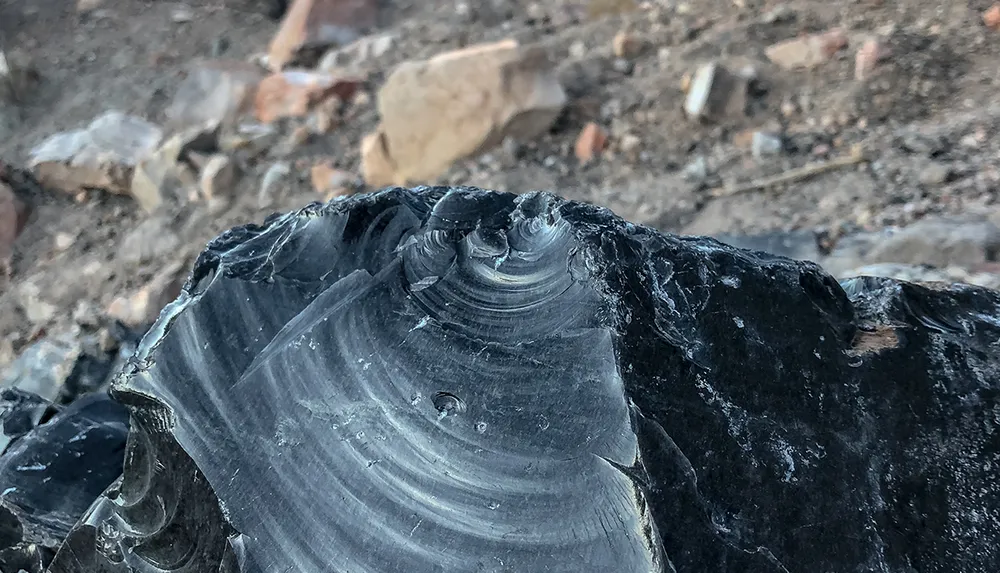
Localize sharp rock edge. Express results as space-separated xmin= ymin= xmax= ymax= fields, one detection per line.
xmin=47 ymin=187 xmax=1000 ymax=573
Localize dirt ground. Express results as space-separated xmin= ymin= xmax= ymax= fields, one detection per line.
xmin=2 ymin=0 xmax=1000 ymax=366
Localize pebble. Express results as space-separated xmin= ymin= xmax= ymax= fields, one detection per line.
xmin=619 ymin=133 xmax=641 ymax=155
xmin=762 ymin=3 xmax=794 ymax=24
xmin=259 ymin=161 xmax=292 ymax=209
xmin=574 ymin=122 xmax=608 ymax=164
xmin=918 ymin=162 xmax=951 ymax=186
xmin=170 ymin=5 xmax=194 ymax=23
xmin=765 ymin=29 xmax=848 ymax=70
xmin=855 ymin=38 xmax=889 ymax=81
xmin=612 ymin=58 xmax=634 ymax=75
xmin=985 ymin=4 xmax=1000 ymax=30
xmin=684 ymin=62 xmax=747 ymax=122
xmin=612 ymin=31 xmax=643 ymax=59
xmin=199 ymin=155 xmax=238 ymax=200
xmin=683 ymin=156 xmax=709 ymax=182
xmin=751 ymin=132 xmax=783 ymax=159
xmin=53 ymin=232 xmax=75 ymax=251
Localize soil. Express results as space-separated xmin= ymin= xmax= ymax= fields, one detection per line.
xmin=2 ymin=0 xmax=1000 ymax=365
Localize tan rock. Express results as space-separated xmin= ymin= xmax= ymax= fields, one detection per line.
xmin=765 ymin=29 xmax=848 ymax=70
xmin=574 ymin=122 xmax=608 ymax=164
xmin=107 ymin=261 xmax=187 ymax=327
xmin=129 ymin=134 xmax=200 ymax=213
xmin=310 ymin=161 xmax=355 ymax=199
xmin=165 ymin=60 xmax=264 ymax=132
xmin=0 ymin=182 xmax=28 ymax=277
xmin=200 ymin=155 xmax=238 ymax=199
xmin=612 ymin=31 xmax=643 ymax=59
xmin=29 ymin=111 xmax=163 ymax=195
xmin=254 ymin=70 xmax=363 ymax=123
xmin=854 ymin=38 xmax=890 ymax=81
xmin=360 ymin=128 xmax=399 ymax=188
xmin=268 ymin=0 xmax=380 ymax=71
xmin=373 ymin=39 xmax=566 ymax=185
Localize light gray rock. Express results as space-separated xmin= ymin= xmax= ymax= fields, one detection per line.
xmin=823 ymin=216 xmax=1000 ymax=276
xmin=684 ymin=62 xmax=747 ymax=123
xmin=29 ymin=112 xmax=163 ymax=195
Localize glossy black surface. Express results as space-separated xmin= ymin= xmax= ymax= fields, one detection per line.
xmin=0 ymin=391 xmax=128 ymax=573
xmin=51 ymin=187 xmax=1000 ymax=572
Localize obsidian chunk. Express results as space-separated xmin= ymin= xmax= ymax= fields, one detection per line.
xmin=50 ymin=187 xmax=1000 ymax=573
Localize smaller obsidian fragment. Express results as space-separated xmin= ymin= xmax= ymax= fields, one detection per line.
xmin=0 ymin=391 xmax=128 ymax=569
xmin=0 ymin=388 xmax=51 ymax=455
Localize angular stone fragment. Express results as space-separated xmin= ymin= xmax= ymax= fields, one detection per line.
xmin=0 ymin=391 xmax=128 ymax=561
xmin=370 ymin=40 xmax=566 ymax=185
xmin=268 ymin=0 xmax=379 ymax=71
xmin=854 ymin=38 xmax=890 ymax=81
xmin=0 ymin=333 xmax=81 ymax=403
xmin=258 ymin=161 xmax=293 ymax=208
xmin=0 ymin=388 xmax=49 ymax=455
xmin=574 ymin=122 xmax=608 ymax=163
xmin=51 ymin=187 xmax=1000 ymax=573
xmin=164 ymin=60 xmax=265 ymax=132
xmin=254 ymin=70 xmax=362 ymax=123
xmin=28 ymin=112 xmax=163 ymax=195
xmin=199 ymin=154 xmax=238 ymax=199
xmin=985 ymin=4 xmax=1000 ymax=30
xmin=765 ymin=29 xmax=848 ymax=70
xmin=129 ymin=136 xmax=199 ymax=213
xmin=683 ymin=62 xmax=747 ymax=122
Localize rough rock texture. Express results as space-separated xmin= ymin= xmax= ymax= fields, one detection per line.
xmin=1 ymin=334 xmax=83 ymax=403
xmin=50 ymin=188 xmax=1000 ymax=572
xmin=28 ymin=112 xmax=163 ymax=195
xmin=365 ymin=40 xmax=566 ymax=186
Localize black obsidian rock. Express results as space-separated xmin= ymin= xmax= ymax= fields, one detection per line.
xmin=0 ymin=391 xmax=128 ymax=572
xmin=50 ymin=187 xmax=1000 ymax=572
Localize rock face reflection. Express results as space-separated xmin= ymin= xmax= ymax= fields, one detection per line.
xmin=51 ymin=187 xmax=1000 ymax=572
